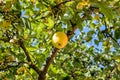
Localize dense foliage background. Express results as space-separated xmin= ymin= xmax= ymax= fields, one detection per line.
xmin=0 ymin=0 xmax=120 ymax=80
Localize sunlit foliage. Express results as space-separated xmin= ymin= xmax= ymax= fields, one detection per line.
xmin=0 ymin=0 xmax=120 ymax=80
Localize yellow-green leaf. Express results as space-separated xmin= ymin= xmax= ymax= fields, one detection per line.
xmin=112 ymin=55 xmax=120 ymax=62
xmin=98 ymin=2 xmax=114 ymax=19
xmin=45 ymin=17 xmax=54 ymax=29
xmin=27 ymin=46 xmax=37 ymax=51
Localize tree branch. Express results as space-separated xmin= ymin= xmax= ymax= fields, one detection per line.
xmin=39 ymin=21 xmax=77 ymax=80
xmin=0 ymin=61 xmax=27 ymax=71
xmin=18 ymin=39 xmax=41 ymax=74
xmin=38 ymin=48 xmax=59 ymax=80
xmin=42 ymin=48 xmax=59 ymax=74
xmin=18 ymin=39 xmax=32 ymax=62
xmin=102 ymin=17 xmax=120 ymax=47
xmin=67 ymin=20 xmax=77 ymax=38
xmin=53 ymin=0 xmax=71 ymax=8
xmin=0 ymin=38 xmax=9 ymax=42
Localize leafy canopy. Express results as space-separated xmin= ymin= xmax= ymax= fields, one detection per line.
xmin=0 ymin=0 xmax=120 ymax=80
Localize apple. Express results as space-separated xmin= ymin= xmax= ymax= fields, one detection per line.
xmin=52 ymin=32 xmax=68 ymax=49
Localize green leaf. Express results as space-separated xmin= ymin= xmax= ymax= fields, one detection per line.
xmin=98 ymin=2 xmax=114 ymax=19
xmin=94 ymin=39 xmax=99 ymax=46
xmin=84 ymin=36 xmax=92 ymax=42
xmin=118 ymin=63 xmax=120 ymax=71
xmin=3 ymin=1 xmax=12 ymax=11
xmin=26 ymin=46 xmax=37 ymax=51
xmin=49 ymin=64 xmax=59 ymax=74
xmin=112 ymin=55 xmax=120 ymax=62
xmin=14 ymin=0 xmax=21 ymax=10
xmin=87 ymin=30 xmax=94 ymax=36
xmin=22 ymin=18 xmax=31 ymax=29
xmin=75 ymin=15 xmax=82 ymax=31
xmin=62 ymin=9 xmax=73 ymax=20
xmin=45 ymin=17 xmax=55 ymax=29
xmin=114 ymin=28 xmax=120 ymax=39
xmin=17 ymin=53 xmax=25 ymax=61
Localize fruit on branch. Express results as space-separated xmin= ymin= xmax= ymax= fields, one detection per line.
xmin=52 ymin=32 xmax=68 ymax=49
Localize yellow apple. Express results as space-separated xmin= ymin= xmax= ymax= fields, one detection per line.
xmin=52 ymin=32 xmax=68 ymax=49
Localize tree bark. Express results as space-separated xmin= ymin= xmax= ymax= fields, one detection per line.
xmin=38 ymin=72 xmax=46 ymax=80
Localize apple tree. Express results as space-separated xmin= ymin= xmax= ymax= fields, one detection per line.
xmin=0 ymin=0 xmax=120 ymax=80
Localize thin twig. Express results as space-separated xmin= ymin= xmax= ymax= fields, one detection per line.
xmin=102 ymin=17 xmax=120 ymax=47
xmin=0 ymin=38 xmax=9 ymax=42
xmin=0 ymin=61 xmax=27 ymax=71
xmin=106 ymin=33 xmax=120 ymax=47
xmin=53 ymin=0 xmax=71 ymax=8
